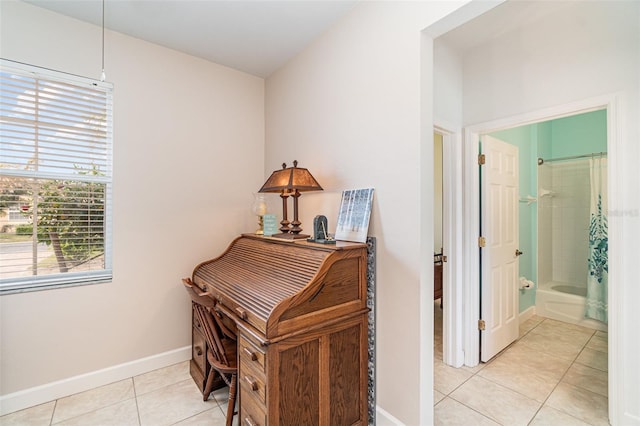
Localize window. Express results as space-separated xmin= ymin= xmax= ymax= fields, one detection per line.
xmin=0 ymin=60 xmax=113 ymax=294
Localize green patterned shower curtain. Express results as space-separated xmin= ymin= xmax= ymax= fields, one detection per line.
xmin=585 ymin=157 xmax=608 ymax=323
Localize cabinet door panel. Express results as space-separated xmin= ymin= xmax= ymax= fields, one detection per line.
xmin=277 ymin=339 xmax=319 ymax=425
xmin=330 ymin=324 xmax=362 ymax=425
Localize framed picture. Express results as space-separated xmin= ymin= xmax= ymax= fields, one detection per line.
xmin=335 ymin=188 xmax=374 ymax=243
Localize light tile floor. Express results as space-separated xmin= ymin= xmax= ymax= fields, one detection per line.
xmin=1 ymin=303 xmax=608 ymax=426
xmin=434 ymin=300 xmax=609 ymax=426
xmin=0 ymin=362 xmax=237 ymax=426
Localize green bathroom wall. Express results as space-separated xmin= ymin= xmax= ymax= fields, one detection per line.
xmin=537 ymin=121 xmax=552 ymax=161
xmin=488 ymin=108 xmax=606 ymax=314
xmin=549 ymin=110 xmax=607 ymax=159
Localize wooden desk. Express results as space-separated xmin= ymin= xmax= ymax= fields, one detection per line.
xmin=188 ymin=235 xmax=369 ymax=426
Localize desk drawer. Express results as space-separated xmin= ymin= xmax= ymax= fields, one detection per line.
xmin=191 ymin=309 xmax=206 ymax=374
xmin=240 ymin=358 xmax=266 ymax=405
xmin=239 ymin=335 xmax=266 ymax=373
xmin=240 ymin=390 xmax=267 ymax=426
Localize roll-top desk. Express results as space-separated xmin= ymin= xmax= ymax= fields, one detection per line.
xmin=188 ymin=234 xmax=369 ymax=426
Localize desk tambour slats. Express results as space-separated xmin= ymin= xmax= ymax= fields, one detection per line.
xmin=191 ymin=236 xmax=368 ymax=335
xmin=189 ymin=235 xmax=368 ymax=425
xmin=193 ymin=237 xmax=328 ymax=329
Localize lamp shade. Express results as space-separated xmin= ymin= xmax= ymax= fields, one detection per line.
xmin=259 ymin=160 xmax=323 ymax=193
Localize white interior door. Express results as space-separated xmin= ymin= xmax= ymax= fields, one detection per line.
xmin=480 ymin=135 xmax=519 ymax=362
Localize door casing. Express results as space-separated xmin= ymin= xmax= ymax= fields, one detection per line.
xmin=434 ymin=124 xmax=464 ymax=367
xmin=456 ymin=93 xmax=619 ymax=422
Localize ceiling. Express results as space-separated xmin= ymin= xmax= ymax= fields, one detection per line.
xmin=22 ymin=0 xmax=578 ymax=78
xmin=22 ymin=0 xmax=358 ymax=78
xmin=436 ymin=0 xmax=580 ymax=54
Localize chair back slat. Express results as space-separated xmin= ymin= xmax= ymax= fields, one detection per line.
xmin=183 ymin=279 xmax=236 ymax=368
xmin=182 ymin=279 xmax=238 ymax=426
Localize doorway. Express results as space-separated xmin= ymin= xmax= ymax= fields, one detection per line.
xmin=454 ymin=98 xmax=616 ymax=423
xmin=478 ymin=109 xmax=609 ymax=362
xmin=433 ymin=103 xmax=613 ymax=424
xmin=433 ymin=131 xmax=444 ymax=362
xmin=427 ymin=0 xmax=636 ymax=422
xmin=433 ymin=126 xmax=465 ymax=368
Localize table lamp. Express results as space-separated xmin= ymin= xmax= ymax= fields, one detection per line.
xmin=258 ymin=160 xmax=323 ymax=239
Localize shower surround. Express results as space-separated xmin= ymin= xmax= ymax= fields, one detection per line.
xmin=536 ymin=159 xmax=606 ymax=331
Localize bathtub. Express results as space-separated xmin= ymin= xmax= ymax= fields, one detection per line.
xmin=535 ymin=281 xmax=607 ymax=331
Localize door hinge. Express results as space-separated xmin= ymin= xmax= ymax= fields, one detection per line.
xmin=478 ymin=154 xmax=486 ymax=165
xmin=478 ymin=236 xmax=486 ymax=247
xmin=478 ymin=319 xmax=486 ymax=330
xmin=442 ymin=255 xmax=448 ymax=263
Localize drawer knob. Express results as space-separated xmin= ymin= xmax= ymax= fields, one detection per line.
xmin=244 ymin=375 xmax=258 ymax=391
xmin=244 ymin=416 xmax=258 ymax=426
xmin=194 ymin=346 xmax=203 ymax=356
xmin=243 ymin=347 xmax=258 ymax=361
xmin=235 ymin=307 xmax=248 ymax=320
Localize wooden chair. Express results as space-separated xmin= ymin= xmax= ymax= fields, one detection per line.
xmin=182 ymin=279 xmax=238 ymax=426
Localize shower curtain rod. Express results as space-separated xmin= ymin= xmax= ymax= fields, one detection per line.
xmin=537 ymin=152 xmax=606 ymax=165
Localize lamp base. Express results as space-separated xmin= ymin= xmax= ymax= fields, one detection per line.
xmin=270 ymin=233 xmax=310 ymax=240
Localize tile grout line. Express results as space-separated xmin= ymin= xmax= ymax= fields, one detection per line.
xmin=526 ymin=326 xmax=600 ymax=426
xmin=132 ymin=376 xmax=142 ymax=426
xmin=437 ymin=395 xmax=500 ymax=425
xmin=434 ymin=341 xmax=505 ymax=424
xmin=521 ymin=318 xmax=592 ymax=425
xmin=434 ymin=314 xmax=607 ymax=425
xmin=48 ymin=399 xmax=58 ymax=426
xmin=51 ymin=397 xmax=141 ymax=426
xmin=0 ymin=364 xmax=198 ymax=425
xmin=440 ymin=318 xmax=598 ymax=426
xmin=491 ymin=318 xmax=559 ymax=425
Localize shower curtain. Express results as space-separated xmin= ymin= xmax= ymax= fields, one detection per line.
xmin=585 ymin=157 xmax=608 ymax=323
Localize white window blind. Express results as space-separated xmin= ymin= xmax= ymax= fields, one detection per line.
xmin=0 ymin=59 xmax=113 ymax=294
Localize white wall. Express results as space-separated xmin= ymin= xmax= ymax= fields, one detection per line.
xmin=459 ymin=1 xmax=640 ymax=423
xmin=6 ymin=0 xmax=636 ymax=423
xmin=433 ymin=41 xmax=464 ymax=127
xmin=0 ymin=0 xmax=264 ymax=411
xmin=265 ymin=2 xmax=470 ymax=424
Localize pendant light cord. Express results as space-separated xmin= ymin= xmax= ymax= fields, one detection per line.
xmin=100 ymin=0 xmax=106 ymax=81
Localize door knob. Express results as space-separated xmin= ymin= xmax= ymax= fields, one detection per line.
xmin=515 ymin=249 xmax=523 ymax=257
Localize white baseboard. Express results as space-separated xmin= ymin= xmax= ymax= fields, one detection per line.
xmin=0 ymin=346 xmax=191 ymax=416
xmin=376 ymin=405 xmax=405 ymax=425
xmin=519 ymin=305 xmax=536 ymax=324
xmin=621 ymin=412 xmax=640 ymax=425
